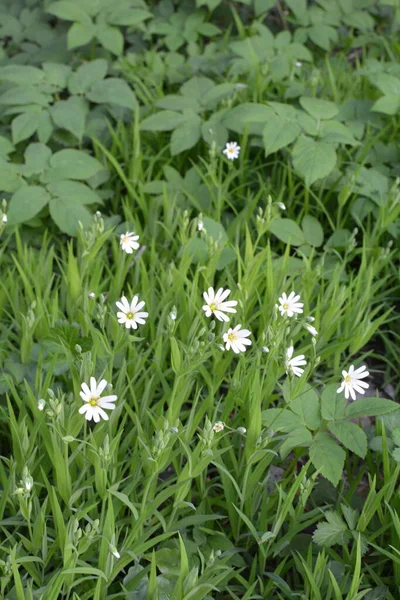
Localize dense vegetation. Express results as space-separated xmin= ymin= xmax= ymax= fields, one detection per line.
xmin=1 ymin=0 xmax=400 ymax=598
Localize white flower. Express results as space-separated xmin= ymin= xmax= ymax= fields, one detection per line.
xmin=169 ymin=308 xmax=177 ymax=321
xmin=223 ymin=141 xmax=240 ymax=161
xmin=278 ymin=292 xmax=304 ymax=318
xmin=285 ymin=346 xmax=307 ymax=378
xmin=198 ymin=219 xmax=204 ymax=231
xmin=236 ymin=426 xmax=247 ymax=434
xmin=295 ymin=61 xmax=302 ymax=67
xmin=305 ymin=324 xmax=318 ymax=336
xmin=277 ymin=202 xmax=286 ymax=210
xmin=2 ymin=214 xmax=7 ymax=223
xmin=262 ymin=346 xmax=270 ymax=353
xmin=337 ymin=365 xmax=370 ymax=401
xmin=116 ymin=295 xmax=148 ymax=329
xmin=202 ymin=287 xmax=238 ymax=322
xmin=213 ymin=421 xmax=224 ymax=433
xmin=79 ymin=377 xmax=118 ymax=423
xmin=37 ymin=398 xmax=46 ymax=411
xmin=223 ymin=324 xmax=252 ymax=354
xmin=109 ymin=544 xmax=120 ymax=559
xmin=120 ymin=231 xmax=140 ymax=254
xmin=88 ymin=292 xmax=96 ymax=299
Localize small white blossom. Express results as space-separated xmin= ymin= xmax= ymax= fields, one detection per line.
xmin=116 ymin=295 xmax=148 ymax=329
xmin=223 ymin=324 xmax=252 ymax=354
xmin=305 ymin=324 xmax=318 ymax=336
xmin=109 ymin=544 xmax=120 ymax=559
xmin=79 ymin=377 xmax=118 ymax=423
xmin=202 ymin=287 xmax=238 ymax=322
xmin=277 ymin=202 xmax=286 ymax=210
xmin=223 ymin=141 xmax=240 ymax=161
xmin=278 ymin=292 xmax=304 ymax=318
xmin=337 ymin=365 xmax=369 ymax=401
xmin=262 ymin=346 xmax=270 ymax=353
xmin=198 ymin=219 xmax=204 ymax=231
xmin=2 ymin=214 xmax=7 ymax=223
xmin=120 ymin=231 xmax=140 ymax=254
xmin=213 ymin=421 xmax=224 ymax=433
xmin=285 ymin=346 xmax=306 ymax=378
xmin=169 ymin=308 xmax=177 ymax=321
xmin=295 ymin=61 xmax=303 ymax=67
xmin=37 ymin=398 xmax=46 ymax=411
xmin=88 ymin=292 xmax=96 ymax=299
xmin=236 ymin=426 xmax=247 ymax=434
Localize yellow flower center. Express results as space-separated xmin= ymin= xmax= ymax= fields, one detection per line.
xmin=89 ymin=396 xmax=99 ymax=407
xmin=227 ymin=332 xmax=236 ymax=342
xmin=283 ymin=303 xmax=288 ymax=310
xmin=126 ymin=311 xmax=134 ymax=319
xmin=121 ymin=235 xmax=128 ymax=243
xmin=345 ymin=375 xmax=352 ymax=384
xmin=209 ymin=302 xmax=217 ymax=312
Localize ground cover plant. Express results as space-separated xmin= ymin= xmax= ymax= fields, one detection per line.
xmin=1 ymin=0 xmax=400 ymax=598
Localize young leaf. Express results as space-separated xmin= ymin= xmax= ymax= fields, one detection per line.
xmin=329 ymin=421 xmax=368 ymax=458
xmin=313 ymin=511 xmax=351 ymax=547
xmin=310 ymin=433 xmax=346 ymax=487
xmin=345 ymin=398 xmax=399 ymax=419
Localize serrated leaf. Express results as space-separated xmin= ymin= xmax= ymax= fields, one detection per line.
xmin=50 ymin=149 xmax=104 ymax=180
xmin=299 ymin=97 xmax=339 ymax=120
xmin=313 ymin=511 xmax=351 ymax=547
xmin=289 ymin=386 xmax=321 ymax=430
xmin=263 ymin=114 xmax=301 ymax=156
xmin=292 ymin=135 xmax=337 ymax=186
xmin=269 ymin=218 xmax=305 ymax=246
xmin=51 ymin=96 xmax=88 ymax=141
xmin=49 ymin=196 xmax=92 ymax=235
xmin=222 ymin=103 xmax=274 ymax=134
xmin=47 ymin=181 xmax=102 ymax=205
xmin=280 ymin=426 xmax=313 ymax=458
xmin=301 ymin=215 xmax=324 ymax=247
xmin=8 ymin=186 xmax=51 ymax=224
xmin=329 ymin=421 xmax=367 ymax=458
xmin=68 ymin=59 xmax=108 ymax=95
xmin=141 ymin=111 xmax=184 ymax=132
xmin=86 ymin=78 xmax=136 ymax=109
xmin=310 ymin=433 xmax=346 ymax=487
xmin=180 ymin=76 xmax=215 ymax=100
xmin=262 ymin=408 xmax=302 ymax=433
xmin=170 ymin=115 xmax=202 ymax=155
xmin=345 ymin=398 xmax=399 ymax=419
xmin=321 ymin=383 xmax=346 ymax=421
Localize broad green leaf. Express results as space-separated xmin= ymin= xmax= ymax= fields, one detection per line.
xmin=202 ymin=83 xmax=236 ymax=109
xmin=321 ymin=383 xmax=346 ymax=421
xmin=68 ymin=59 xmax=108 ymax=95
xmin=12 ymin=111 xmax=40 ymax=144
xmin=51 ymin=96 xmax=88 ymax=141
xmin=0 ymin=65 xmax=44 ymax=85
xmin=49 ymin=196 xmax=92 ymax=235
xmin=292 ymin=135 xmax=337 ymax=186
xmin=280 ymin=426 xmax=313 ymax=458
xmin=202 ymin=217 xmax=228 ymax=243
xmin=96 ymin=25 xmax=124 ymax=55
xmin=325 ymin=229 xmax=351 ymax=248
xmin=0 ymin=161 xmax=22 ymax=193
xmin=308 ymin=24 xmax=338 ymax=50
xmin=371 ymin=95 xmax=400 ymax=115
xmin=170 ymin=115 xmax=202 ymax=155
xmin=156 ymin=95 xmax=201 ymax=112
xmin=310 ymin=433 xmax=346 ymax=487
xmin=262 ymin=408 xmax=302 ymax=433
xmin=289 ymin=386 xmax=321 ymax=430
xmin=374 ymin=73 xmax=400 ymax=96
xmin=50 ymin=149 xmax=104 ymax=180
xmin=345 ymin=398 xmax=399 ymax=419
xmin=141 ymin=111 xmax=184 ymax=132
xmin=313 ymin=511 xmax=351 ymax=547
xmin=255 ymin=0 xmax=276 ymax=14
xmin=223 ymin=103 xmax=274 ymax=134
xmin=37 ymin=110 xmax=54 ymax=144
xmin=47 ymin=181 xmax=102 ymax=205
xmin=8 ymin=186 xmax=51 ymax=224
xmin=269 ymin=218 xmax=305 ymax=246
xmin=0 ymin=86 xmax=51 ymax=107
xmin=86 ymin=78 xmax=136 ymax=109
xmin=299 ymin=97 xmax=339 ymax=120
xmin=329 ymin=421 xmax=367 ymax=458
xmin=0 ymin=136 xmax=14 ymax=158
xmin=263 ymin=114 xmax=301 ymax=156
xmin=24 ymin=143 xmax=52 ymax=174
xmin=216 ymin=247 xmax=236 ymax=270
xmin=180 ymin=76 xmax=215 ymax=100
xmin=67 ymin=22 xmax=95 ymax=49
xmin=302 ymin=215 xmax=324 ymax=247
xmin=43 ymin=63 xmax=72 ymax=89
xmin=319 ymin=121 xmax=359 ymax=145
xmin=107 ymin=7 xmax=151 ymax=26
xmin=46 ymin=1 xmax=91 ymax=22
xmin=184 ymin=237 xmax=208 ymax=264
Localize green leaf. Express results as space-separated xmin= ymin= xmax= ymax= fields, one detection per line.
xmin=0 ymin=65 xmax=44 ymax=85
xmin=68 ymin=59 xmax=108 ymax=95
xmin=301 ymin=215 xmax=324 ymax=247
xmin=313 ymin=511 xmax=351 ymax=547
xmin=0 ymin=87 xmax=51 ymax=107
xmin=310 ymin=433 xmax=346 ymax=487
xmin=170 ymin=115 xmax=202 ymax=155
xmin=86 ymin=78 xmax=136 ymax=109
xmin=222 ymin=103 xmax=274 ymax=135
xmin=156 ymin=95 xmax=201 ymax=112
xmin=319 ymin=121 xmax=359 ymax=145
xmin=345 ymin=398 xmax=399 ymax=419
xmin=371 ymin=95 xmax=400 ymax=115
xmin=0 ymin=136 xmax=14 ymax=158
xmin=329 ymin=421 xmax=368 ymax=458
xmin=37 ymin=110 xmax=54 ymax=144
xmin=49 ymin=196 xmax=92 ymax=235
xmin=292 ymin=135 xmax=337 ymax=186
xmin=255 ymin=0 xmax=276 ymax=15
xmin=216 ymin=247 xmax=236 ymax=270
xmin=12 ymin=111 xmax=40 ymax=144
xmin=289 ymin=386 xmax=321 ymax=430
xmin=280 ymin=426 xmax=313 ymax=458
xmin=263 ymin=114 xmax=301 ymax=156
xmin=180 ymin=76 xmax=215 ymax=101
xmin=8 ymin=186 xmax=51 ymax=224
xmin=43 ymin=63 xmax=72 ymax=89
xmin=299 ymin=97 xmax=339 ymax=120
xmin=269 ymin=218 xmax=305 ymax=246
xmin=140 ymin=111 xmax=184 ymax=132
xmin=107 ymin=7 xmax=151 ymax=26
xmin=374 ymin=73 xmax=400 ymax=96
xmin=24 ymin=143 xmax=52 ymax=174
xmin=262 ymin=408 xmax=302 ymax=433
xmin=46 ymin=1 xmax=91 ymax=22
xmin=308 ymin=24 xmax=338 ymax=50
xmin=47 ymin=181 xmax=102 ymax=205
xmin=96 ymin=25 xmax=124 ymax=55
xmin=202 ymin=83 xmax=236 ymax=109
xmin=67 ymin=22 xmax=95 ymax=49
xmin=321 ymin=383 xmax=346 ymax=421
xmin=51 ymin=96 xmax=88 ymax=141
xmin=50 ymin=149 xmax=104 ymax=180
